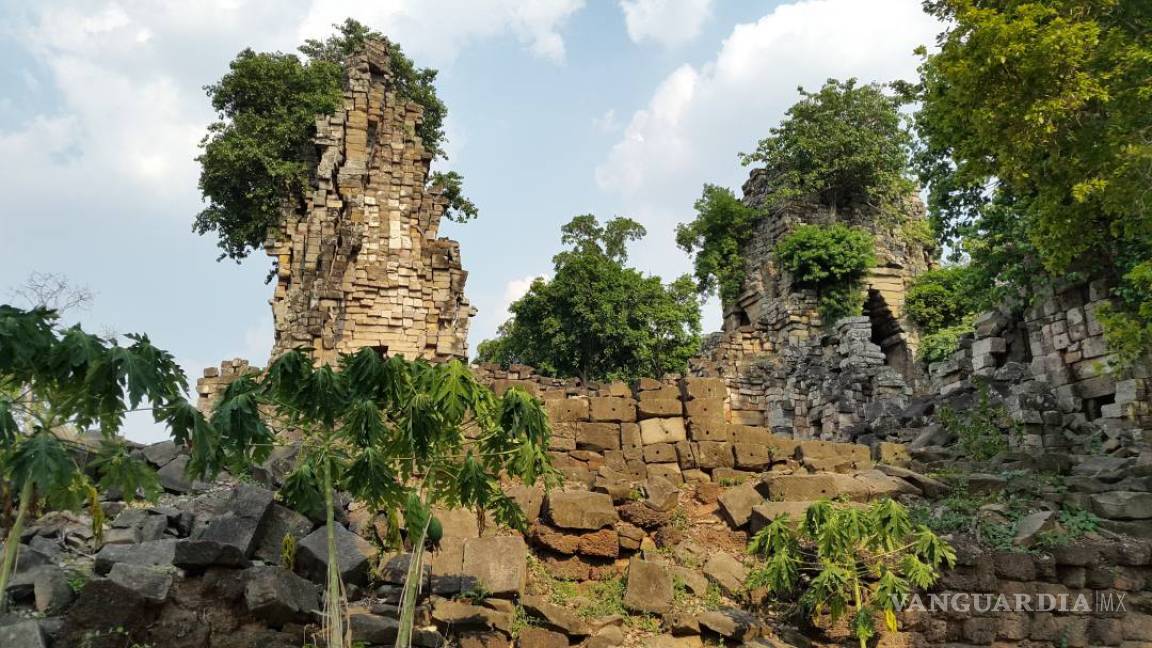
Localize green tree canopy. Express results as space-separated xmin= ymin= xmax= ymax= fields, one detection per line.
xmin=0 ymin=306 xmax=217 ymax=609
xmin=741 ymin=78 xmax=914 ymax=213
xmin=775 ymin=223 xmax=876 ymax=325
xmin=477 ymin=215 xmax=701 ymax=382
xmin=912 ymin=0 xmax=1152 ymax=362
xmin=676 ymin=184 xmax=760 ymax=305
xmin=195 ymin=19 xmax=469 ymax=263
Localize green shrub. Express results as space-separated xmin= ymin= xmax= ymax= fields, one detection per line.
xmin=905 ymin=266 xmax=979 ymax=334
xmin=939 ymin=385 xmax=1012 ymax=460
xmin=918 ymin=319 xmax=973 ymax=364
xmin=746 ymin=499 xmax=955 ymax=648
xmin=676 ymin=184 xmax=761 ymax=305
xmin=775 ymin=223 xmax=875 ymax=325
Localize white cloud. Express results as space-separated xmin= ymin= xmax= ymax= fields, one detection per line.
xmin=620 ymin=0 xmax=713 ymax=46
xmin=592 ymin=108 xmax=620 ymax=133
xmin=297 ymin=0 xmax=585 ymax=66
xmin=500 ymin=274 xmax=547 ymax=316
xmin=596 ymin=0 xmax=940 ymax=333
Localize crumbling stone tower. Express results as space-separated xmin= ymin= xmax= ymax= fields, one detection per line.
xmin=266 ymin=40 xmax=474 ymax=365
xmin=692 ymin=168 xmax=935 ymax=440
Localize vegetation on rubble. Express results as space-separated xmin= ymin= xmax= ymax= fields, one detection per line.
xmin=746 ymin=498 xmax=955 ymax=648
xmin=905 ymin=265 xmax=982 ymax=363
xmin=476 ymin=215 xmax=702 ymax=382
xmin=0 ymin=306 xmax=215 ymax=611
xmin=938 ymin=385 xmax=1015 ymax=460
xmin=195 ymin=19 xmax=471 ymax=263
xmin=909 ymin=0 xmax=1152 ymax=367
xmin=675 ymin=184 xmax=761 ymax=306
xmin=774 ymin=223 xmax=876 ymax=325
xmin=208 ymin=348 xmax=556 ymax=648
xmin=741 ymin=79 xmax=915 ymax=214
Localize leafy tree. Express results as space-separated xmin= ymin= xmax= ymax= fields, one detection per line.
xmin=195 ymin=19 xmax=471 ymax=262
xmin=775 ymin=224 xmax=876 ymax=325
xmin=740 ymin=79 xmax=914 ymax=213
xmin=676 ymin=184 xmax=761 ymax=306
xmin=478 ymin=215 xmax=701 ymax=383
xmin=905 ymin=266 xmax=980 ymax=334
xmin=912 ymin=0 xmax=1152 ymax=365
xmin=747 ymin=499 xmax=956 ymax=648
xmin=209 ymin=348 xmax=555 ymax=648
xmin=0 ymin=306 xmax=216 ymax=610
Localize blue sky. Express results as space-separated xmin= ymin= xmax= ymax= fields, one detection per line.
xmin=0 ymin=0 xmax=940 ymax=442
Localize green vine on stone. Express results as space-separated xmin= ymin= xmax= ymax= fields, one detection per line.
xmin=775 ymin=223 xmax=875 ymax=326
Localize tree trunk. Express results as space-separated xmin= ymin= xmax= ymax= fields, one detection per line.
xmin=0 ymin=480 xmax=34 ymax=613
xmin=323 ymin=463 xmax=346 ymax=648
xmin=395 ymin=515 xmax=430 ymax=648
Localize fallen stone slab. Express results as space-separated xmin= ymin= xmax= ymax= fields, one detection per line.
xmin=718 ymin=481 xmax=769 ymax=528
xmin=1092 ymin=491 xmax=1152 ymax=520
xmin=198 ymin=484 xmax=275 ymax=557
xmin=349 ymin=610 xmax=400 ymax=645
xmin=245 ymin=566 xmax=321 ymax=628
xmin=0 ymin=620 xmax=48 ymax=648
xmin=461 ymin=536 xmax=527 ymax=597
xmin=546 ymin=491 xmax=619 ymax=530
xmin=296 ymin=524 xmax=379 ymax=586
xmin=623 ymin=558 xmax=674 ymax=614
xmin=698 ymin=608 xmax=760 ymax=642
xmin=108 ymin=563 xmax=173 ymax=603
xmin=875 ymin=464 xmax=949 ymax=498
xmin=253 ymin=503 xmax=315 ymax=564
xmin=703 ymin=553 xmax=747 ymax=598
xmin=431 ymin=598 xmax=511 ymax=632
xmin=94 ymin=539 xmax=176 ymax=575
xmin=521 ymin=594 xmax=591 ymax=635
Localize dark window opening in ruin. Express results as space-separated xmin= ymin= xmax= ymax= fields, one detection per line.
xmin=736 ymin=309 xmax=751 ymax=328
xmin=865 ymin=289 xmax=915 ymax=379
xmin=372 ymin=345 xmax=389 ymax=359
xmin=1083 ymin=393 xmax=1115 ymax=421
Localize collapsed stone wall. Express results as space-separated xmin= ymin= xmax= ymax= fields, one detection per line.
xmin=690 ymin=168 xmax=935 ymax=441
xmin=265 ymin=41 xmax=474 ymax=366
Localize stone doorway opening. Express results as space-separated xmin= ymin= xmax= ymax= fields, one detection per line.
xmin=864 ymin=289 xmax=914 ymax=378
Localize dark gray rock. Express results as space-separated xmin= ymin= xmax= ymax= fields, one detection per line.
xmin=157 ymin=455 xmax=196 ymax=493
xmin=244 ymin=566 xmax=320 ymax=628
xmin=108 ymin=563 xmax=173 ymax=603
xmin=141 ymin=440 xmax=180 ymax=467
xmin=198 ymin=485 xmax=276 ymax=557
xmin=173 ymin=539 xmax=249 ymax=569
xmin=349 ymin=611 xmax=400 ymax=644
xmin=94 ymin=539 xmax=176 ymax=575
xmin=0 ymin=620 xmax=47 ymax=648
xmin=296 ymin=524 xmax=379 ymax=586
xmin=34 ymin=566 xmax=75 ymax=613
xmin=253 ymin=504 xmax=314 ymax=564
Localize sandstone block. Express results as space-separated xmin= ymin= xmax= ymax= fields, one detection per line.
xmin=576 ymin=422 xmax=621 ymax=452
xmin=623 ymin=558 xmax=673 ymax=614
xmin=589 ymin=397 xmax=636 ymax=422
xmin=639 ymin=417 xmax=687 ymax=445
xmin=680 ymin=377 xmax=726 ymax=400
xmin=732 ymin=443 xmax=771 ymax=470
xmin=718 ymin=481 xmax=768 ymax=527
xmin=689 ymin=418 xmax=731 ymax=442
xmin=461 ymin=536 xmax=527 ymax=597
xmin=545 ymin=398 xmax=589 ymax=423
xmin=693 ymin=441 xmax=734 ymax=469
xmin=643 ymin=443 xmax=677 ymax=463
xmin=637 ymin=398 xmax=683 ymax=419
xmin=685 ymin=398 xmax=724 ymax=421
xmin=545 ymin=491 xmax=619 ymax=530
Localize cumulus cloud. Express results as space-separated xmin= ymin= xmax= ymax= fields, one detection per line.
xmin=298 ymin=0 xmax=585 ymax=66
xmin=500 ymin=274 xmax=548 ymax=316
xmin=619 ymin=0 xmax=713 ymax=47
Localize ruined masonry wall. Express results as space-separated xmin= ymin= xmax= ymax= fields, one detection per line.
xmin=266 ymin=41 xmax=474 ymax=366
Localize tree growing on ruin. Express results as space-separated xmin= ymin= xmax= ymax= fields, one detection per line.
xmin=208 ymin=348 xmax=556 ymax=648
xmin=910 ymin=0 xmax=1152 ymax=365
xmin=195 ymin=19 xmax=474 ymax=262
xmin=747 ymin=498 xmax=956 ymax=648
xmin=679 ymin=80 xmax=914 ymax=309
xmin=477 ymin=215 xmax=702 ymax=383
xmin=775 ymin=223 xmax=876 ymax=325
xmin=0 ymin=306 xmax=216 ymax=610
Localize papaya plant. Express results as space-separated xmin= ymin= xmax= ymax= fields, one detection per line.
xmin=209 ymin=347 xmax=556 ymax=648
xmin=0 ymin=305 xmax=217 ymax=610
xmin=746 ymin=498 xmax=956 ymax=648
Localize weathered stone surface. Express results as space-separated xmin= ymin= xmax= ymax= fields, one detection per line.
xmin=245 ymin=565 xmax=320 ymax=627
xmin=108 ymin=563 xmax=173 ymax=603
xmin=1014 ymin=511 xmax=1058 ymax=548
xmin=516 ymin=627 xmax=568 ymax=648
xmin=141 ymin=440 xmax=181 ymax=467
xmin=718 ymin=481 xmax=767 ymax=527
xmin=1092 ymin=492 xmax=1152 ymax=520
xmin=349 ymin=611 xmax=400 ymax=645
xmin=680 ymin=377 xmax=726 ymax=400
xmin=875 ymin=441 xmax=911 ymax=466
xmin=431 ymin=598 xmax=511 ymax=631
xmin=589 ymin=397 xmax=636 ymax=422
xmin=577 ymin=422 xmax=621 ymax=452
xmin=521 ymin=594 xmax=591 ymax=635
xmin=796 ymin=440 xmax=872 ymax=470
xmin=157 ymin=455 xmax=199 ymax=493
xmin=749 ymin=501 xmax=818 ymax=534
xmin=461 ymin=536 xmax=527 ymax=597
xmin=694 ymin=441 xmax=734 ymax=469
xmin=296 ymin=524 xmax=379 ymax=586
xmin=698 ymin=608 xmax=760 ymax=641
xmin=95 ymin=539 xmax=176 ymax=575
xmin=253 ymin=504 xmax=315 ymax=564
xmin=761 ymin=472 xmax=915 ymax=502
xmin=531 ymin=524 xmax=619 ymax=558
xmin=702 ymin=552 xmax=747 ymax=597
xmin=639 ymin=418 xmax=687 ymax=445
xmin=685 ymin=398 xmax=724 ymax=421
xmin=546 ymin=491 xmax=618 ymax=530
xmin=623 ymin=558 xmax=674 ymax=614
xmin=638 ymin=398 xmax=683 ymax=418
xmin=0 ymin=620 xmax=47 ymax=648
xmin=732 ymin=443 xmax=772 ymax=470
xmin=33 ymin=566 xmax=74 ymax=613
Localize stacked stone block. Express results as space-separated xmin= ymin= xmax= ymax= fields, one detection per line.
xmin=264 ymin=41 xmax=474 ymax=366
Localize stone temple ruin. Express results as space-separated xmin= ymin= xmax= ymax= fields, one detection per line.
xmin=125 ymin=40 xmax=1152 ymax=648
xmin=265 ymin=41 xmax=474 ymax=367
